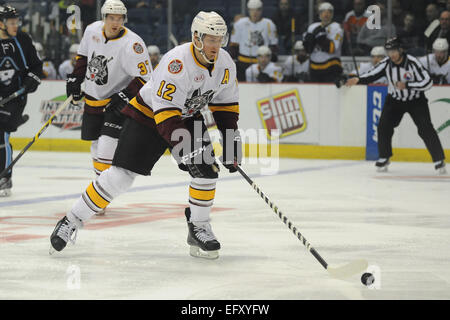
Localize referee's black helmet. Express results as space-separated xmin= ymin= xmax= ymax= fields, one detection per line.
xmin=384 ymin=37 xmax=402 ymax=50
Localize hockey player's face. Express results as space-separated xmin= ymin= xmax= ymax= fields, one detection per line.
xmin=3 ymin=18 xmax=20 ymax=36
xmin=249 ymin=8 xmax=262 ymax=22
xmin=387 ymin=49 xmax=402 ymax=64
xmin=104 ymin=14 xmax=124 ymax=36
xmin=434 ymin=50 xmax=448 ymax=64
xmin=257 ymin=54 xmax=270 ymax=68
xmin=319 ymin=10 xmax=333 ymax=24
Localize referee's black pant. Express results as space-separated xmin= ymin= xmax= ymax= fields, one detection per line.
xmin=378 ymin=95 xmax=445 ymax=162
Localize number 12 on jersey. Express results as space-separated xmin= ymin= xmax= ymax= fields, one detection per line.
xmin=157 ymin=80 xmax=176 ymax=101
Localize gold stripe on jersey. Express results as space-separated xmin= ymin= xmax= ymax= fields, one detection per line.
xmin=85 ymin=182 xmax=110 ymax=209
xmin=85 ymin=97 xmax=111 ymax=107
xmin=209 ymin=104 xmax=239 ymax=114
xmin=154 ymin=108 xmax=182 ymax=124
xmin=130 ymin=96 xmax=154 ymax=119
xmin=189 ymin=186 xmax=216 ymax=201
xmin=329 ymin=41 xmax=335 ymax=54
xmin=238 ymin=55 xmax=258 ymax=64
xmin=310 ymin=58 xmax=341 ymax=70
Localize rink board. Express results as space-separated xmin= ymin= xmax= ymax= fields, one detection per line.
xmin=10 ymin=81 xmax=450 ymax=162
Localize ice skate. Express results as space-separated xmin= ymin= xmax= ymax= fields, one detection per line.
xmin=185 ymin=208 xmax=220 ymax=260
xmin=375 ymin=158 xmax=390 ymax=172
xmin=0 ymin=178 xmax=12 ymax=197
xmin=49 ymin=215 xmax=82 ymax=255
xmin=435 ymin=160 xmax=447 ymax=175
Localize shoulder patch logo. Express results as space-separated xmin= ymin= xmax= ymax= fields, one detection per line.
xmin=168 ymin=59 xmax=183 ymax=74
xmin=133 ymin=42 xmax=144 ymax=54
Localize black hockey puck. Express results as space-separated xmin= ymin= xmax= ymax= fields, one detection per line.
xmin=361 ymin=272 xmax=375 ymax=286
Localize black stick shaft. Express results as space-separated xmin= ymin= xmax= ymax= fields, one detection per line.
xmin=236 ymin=165 xmax=329 ymax=270
xmin=0 ymin=87 xmax=25 ymax=107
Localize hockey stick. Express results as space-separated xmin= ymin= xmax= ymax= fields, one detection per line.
xmin=200 ymin=107 xmax=368 ymax=279
xmin=0 ymin=87 xmax=25 ymax=107
xmin=0 ymin=95 xmax=73 ymax=180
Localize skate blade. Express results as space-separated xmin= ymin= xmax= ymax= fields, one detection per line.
xmin=0 ymin=189 xmax=11 ymax=197
xmin=49 ymin=246 xmax=56 ymax=255
xmin=189 ymin=246 xmax=219 ymax=260
xmin=376 ymin=166 xmax=388 ymax=173
xmin=437 ymin=168 xmax=447 ymax=175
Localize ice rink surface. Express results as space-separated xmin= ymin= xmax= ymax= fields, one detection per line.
xmin=0 ymin=151 xmax=449 ymax=300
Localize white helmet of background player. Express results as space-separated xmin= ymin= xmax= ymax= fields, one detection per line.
xmin=191 ymin=11 xmax=228 ymax=64
xmin=433 ymin=38 xmax=449 ymax=52
xmin=69 ymin=43 xmax=79 ymax=54
xmin=101 ymin=0 xmax=127 ymax=23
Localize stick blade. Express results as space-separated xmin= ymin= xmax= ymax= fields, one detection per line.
xmin=327 ymin=259 xmax=368 ymax=279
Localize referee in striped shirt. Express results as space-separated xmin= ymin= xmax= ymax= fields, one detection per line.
xmin=346 ymin=37 xmax=446 ymax=174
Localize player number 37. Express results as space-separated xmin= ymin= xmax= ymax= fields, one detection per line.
xmin=157 ymin=80 xmax=176 ymax=101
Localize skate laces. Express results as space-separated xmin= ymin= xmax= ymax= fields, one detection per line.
xmin=193 ymin=222 xmax=216 ymax=243
xmin=57 ymin=219 xmax=79 ymax=245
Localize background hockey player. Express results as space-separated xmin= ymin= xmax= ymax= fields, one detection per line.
xmin=0 ymin=5 xmax=42 ymax=197
xmin=50 ymin=11 xmax=242 ymax=261
xmin=303 ymin=2 xmax=344 ymax=83
xmin=345 ymin=37 xmax=446 ymax=174
xmin=349 ymin=46 xmax=388 ymax=84
xmin=246 ymin=45 xmax=283 ymax=82
xmin=58 ymin=43 xmax=79 ymax=80
xmin=66 ymin=0 xmax=152 ymax=181
xmin=147 ymin=45 xmax=161 ymax=70
xmin=229 ymin=0 xmax=278 ymax=81
xmin=282 ymin=40 xmax=309 ymax=82
xmin=419 ymin=38 xmax=450 ymax=84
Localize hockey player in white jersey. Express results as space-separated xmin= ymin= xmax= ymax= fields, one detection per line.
xmin=419 ymin=38 xmax=450 ymax=84
xmin=349 ymin=46 xmax=388 ymax=84
xmin=303 ymin=2 xmax=344 ymax=83
xmin=58 ymin=43 xmax=79 ymax=80
xmin=147 ymin=45 xmax=161 ymax=70
xmin=229 ymin=0 xmax=278 ymax=81
xmin=282 ymin=40 xmax=310 ymax=82
xmin=66 ymin=0 xmax=151 ymax=179
xmin=50 ymin=11 xmax=241 ymax=260
xmin=246 ymin=45 xmax=283 ymax=82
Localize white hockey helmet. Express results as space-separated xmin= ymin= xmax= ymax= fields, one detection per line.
xmin=433 ymin=38 xmax=449 ymax=51
xmin=101 ymin=0 xmax=127 ymax=23
xmin=319 ymin=2 xmax=334 ymax=12
xmin=191 ymin=11 xmax=228 ymax=63
xmin=147 ymin=45 xmax=160 ymax=56
xmin=247 ymin=0 xmax=263 ymax=9
xmin=370 ymin=46 xmax=386 ymax=56
xmin=69 ymin=43 xmax=79 ymax=54
xmin=257 ymin=45 xmax=272 ymax=56
xmin=294 ymin=40 xmax=304 ymax=50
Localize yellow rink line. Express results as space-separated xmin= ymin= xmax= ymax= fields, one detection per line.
xmin=9 ymin=138 xmax=450 ymax=163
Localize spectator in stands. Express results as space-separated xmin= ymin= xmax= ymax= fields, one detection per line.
xmin=391 ymin=0 xmax=405 ymax=29
xmin=349 ymin=46 xmax=388 ymax=84
xmin=397 ymin=12 xmax=423 ymax=51
xmin=58 ymin=43 xmax=79 ymax=80
xmin=147 ymin=45 xmax=161 ymax=70
xmin=342 ymin=0 xmax=370 ymax=56
xmin=229 ymin=0 xmax=279 ymax=81
xmin=34 ymin=42 xmax=57 ymax=79
xmin=80 ymin=0 xmax=96 ymax=30
xmin=271 ymin=0 xmax=301 ymax=54
xmin=419 ymin=38 xmax=450 ymax=84
xmin=427 ymin=11 xmax=450 ymax=48
xmin=357 ymin=2 xmax=396 ymax=55
xmin=246 ymin=46 xmax=283 ymax=83
xmin=282 ymin=40 xmax=309 ymax=82
xmin=426 ymin=4 xmax=441 ymax=25
xmin=303 ymin=2 xmax=344 ymax=83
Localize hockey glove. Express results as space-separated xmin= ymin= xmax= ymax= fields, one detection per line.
xmin=220 ymin=129 xmax=242 ymax=173
xmin=303 ymin=33 xmax=316 ymax=54
xmin=105 ymin=91 xmax=131 ymax=117
xmin=257 ymin=72 xmax=273 ymax=83
xmin=177 ymin=144 xmax=219 ymax=178
xmin=66 ymin=73 xmax=84 ymax=102
xmin=23 ymin=72 xmax=41 ymax=93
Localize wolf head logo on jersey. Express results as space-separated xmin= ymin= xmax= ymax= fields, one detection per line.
xmin=0 ymin=59 xmax=16 ymax=86
xmin=183 ymin=89 xmax=215 ymax=118
xmin=86 ymin=51 xmax=113 ymax=85
xmin=249 ymin=31 xmax=264 ymax=47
